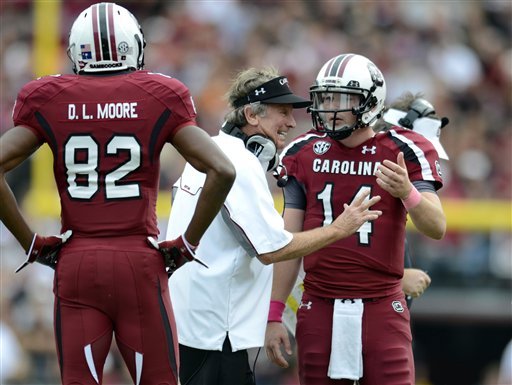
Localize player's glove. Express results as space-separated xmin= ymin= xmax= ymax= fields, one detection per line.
xmin=15 ymin=230 xmax=73 ymax=273
xmin=147 ymin=235 xmax=208 ymax=277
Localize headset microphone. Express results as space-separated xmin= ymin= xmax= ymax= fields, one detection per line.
xmin=276 ymin=175 xmax=288 ymax=188
xmin=273 ymin=163 xmax=289 ymax=187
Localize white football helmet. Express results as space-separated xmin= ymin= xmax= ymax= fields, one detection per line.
xmin=67 ymin=2 xmax=145 ymax=74
xmin=310 ymin=54 xmax=386 ymax=140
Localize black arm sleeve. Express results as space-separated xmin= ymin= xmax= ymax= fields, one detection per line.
xmin=412 ymin=180 xmax=436 ymax=193
xmin=283 ymin=176 xmax=307 ymax=210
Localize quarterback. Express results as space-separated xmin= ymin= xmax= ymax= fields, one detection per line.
xmin=266 ymin=54 xmax=446 ymax=385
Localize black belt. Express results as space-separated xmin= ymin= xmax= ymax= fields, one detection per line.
xmin=322 ymin=297 xmax=378 ymax=304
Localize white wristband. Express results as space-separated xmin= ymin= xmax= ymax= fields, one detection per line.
xmin=182 ymin=234 xmax=198 ymax=255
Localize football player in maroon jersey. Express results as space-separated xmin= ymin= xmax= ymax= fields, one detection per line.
xmin=265 ymin=54 xmax=446 ymax=385
xmin=0 ymin=3 xmax=235 ymax=385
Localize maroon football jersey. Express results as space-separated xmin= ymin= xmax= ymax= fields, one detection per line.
xmin=282 ymin=128 xmax=443 ymax=298
xmin=13 ymin=71 xmax=197 ymax=237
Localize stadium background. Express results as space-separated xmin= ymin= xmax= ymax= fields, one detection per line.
xmin=0 ymin=1 xmax=510 ymax=384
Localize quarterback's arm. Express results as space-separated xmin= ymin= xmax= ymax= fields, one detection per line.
xmin=171 ymin=125 xmax=235 ymax=245
xmin=407 ymin=191 xmax=445 ymax=239
xmin=376 ymin=152 xmax=446 ymax=239
xmin=0 ymin=125 xmax=40 ymax=250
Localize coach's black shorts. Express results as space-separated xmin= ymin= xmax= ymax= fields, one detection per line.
xmin=179 ymin=336 xmax=255 ymax=385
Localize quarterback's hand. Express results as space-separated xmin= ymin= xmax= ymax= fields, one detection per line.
xmin=375 ymin=152 xmax=413 ymax=199
xmin=147 ymin=235 xmax=208 ymax=276
xmin=16 ymin=230 xmax=73 ymax=273
xmin=265 ymin=322 xmax=292 ymax=368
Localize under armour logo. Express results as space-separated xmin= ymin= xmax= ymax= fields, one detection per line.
xmin=254 ymin=88 xmax=266 ymax=96
xmin=279 ymin=78 xmax=288 ymax=85
xmin=252 ymin=144 xmax=263 ymax=157
xmin=299 ymin=301 xmax=312 ymax=310
xmin=392 ymin=301 xmax=404 ymax=313
xmin=362 ymin=145 xmax=377 ymax=154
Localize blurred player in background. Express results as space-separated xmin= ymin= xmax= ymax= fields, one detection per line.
xmin=0 ymin=2 xmax=235 ymax=385
xmin=379 ymin=92 xmax=450 ymax=307
xmin=165 ymin=66 xmax=382 ymax=385
xmin=265 ymin=53 xmax=446 ymax=385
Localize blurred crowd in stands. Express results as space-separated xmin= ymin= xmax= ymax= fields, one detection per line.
xmin=1 ymin=1 xmax=510 ymax=384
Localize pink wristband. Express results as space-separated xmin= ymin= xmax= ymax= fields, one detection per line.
xmin=401 ymin=186 xmax=422 ymax=210
xmin=268 ymin=300 xmax=286 ymax=323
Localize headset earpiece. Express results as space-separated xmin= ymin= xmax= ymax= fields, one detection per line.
xmin=245 ymin=135 xmax=278 ymax=171
xmin=398 ymin=109 xmax=421 ymax=129
xmin=399 ymin=98 xmax=436 ymax=129
xmin=221 ymin=122 xmax=279 ymax=171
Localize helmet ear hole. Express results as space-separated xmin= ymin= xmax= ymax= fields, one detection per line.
xmin=369 ymin=95 xmax=377 ymax=109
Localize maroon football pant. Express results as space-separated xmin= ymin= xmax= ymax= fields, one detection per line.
xmin=53 ymin=236 xmax=178 ymax=385
xmin=296 ymin=289 xmax=414 ymax=385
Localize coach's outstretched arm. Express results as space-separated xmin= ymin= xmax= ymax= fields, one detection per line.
xmin=258 ymin=190 xmax=381 ymax=265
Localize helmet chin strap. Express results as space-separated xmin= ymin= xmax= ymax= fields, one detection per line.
xmin=327 ymin=127 xmax=355 ymax=140
xmin=324 ymin=111 xmax=358 ymax=140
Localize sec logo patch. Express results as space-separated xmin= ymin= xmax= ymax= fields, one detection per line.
xmin=313 ymin=141 xmax=331 ymax=155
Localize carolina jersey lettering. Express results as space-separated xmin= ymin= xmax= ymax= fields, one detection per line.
xmin=312 ymin=159 xmax=381 ymax=175
xmin=13 ymin=71 xmax=197 ymax=237
xmin=281 ymin=129 xmax=443 ymax=298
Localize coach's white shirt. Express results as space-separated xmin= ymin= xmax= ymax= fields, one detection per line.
xmin=167 ymin=131 xmax=292 ymax=352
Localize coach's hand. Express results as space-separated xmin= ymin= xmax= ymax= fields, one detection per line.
xmin=147 ymin=235 xmax=208 ymax=276
xmin=16 ymin=230 xmax=73 ymax=273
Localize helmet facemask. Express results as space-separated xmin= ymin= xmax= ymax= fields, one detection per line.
xmin=310 ymin=85 xmax=380 ymax=140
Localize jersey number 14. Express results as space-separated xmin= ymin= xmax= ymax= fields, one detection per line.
xmin=317 ymin=183 xmax=373 ymax=245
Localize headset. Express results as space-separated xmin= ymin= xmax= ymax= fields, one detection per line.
xmin=274 ymin=163 xmax=289 ymax=187
xmin=398 ymin=98 xmax=438 ymax=128
xmin=221 ymin=122 xmax=279 ymax=171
